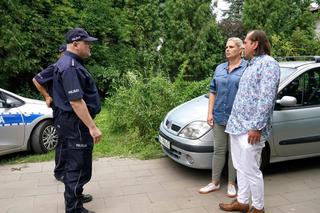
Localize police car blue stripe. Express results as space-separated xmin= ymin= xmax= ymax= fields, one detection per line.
xmin=22 ymin=113 xmax=43 ymax=124
xmin=0 ymin=112 xmax=44 ymax=127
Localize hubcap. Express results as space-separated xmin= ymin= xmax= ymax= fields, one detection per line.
xmin=42 ymin=125 xmax=58 ymax=151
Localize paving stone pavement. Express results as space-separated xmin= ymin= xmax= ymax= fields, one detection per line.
xmin=0 ymin=156 xmax=320 ymax=213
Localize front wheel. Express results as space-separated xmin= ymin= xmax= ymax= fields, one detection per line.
xmin=31 ymin=120 xmax=58 ymax=154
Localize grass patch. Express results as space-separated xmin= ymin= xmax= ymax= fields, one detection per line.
xmin=0 ymin=151 xmax=55 ymax=165
xmin=0 ymin=107 xmax=164 ymax=165
xmin=93 ymin=107 xmax=164 ymax=160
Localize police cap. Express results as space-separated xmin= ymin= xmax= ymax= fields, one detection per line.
xmin=65 ymin=28 xmax=98 ymax=44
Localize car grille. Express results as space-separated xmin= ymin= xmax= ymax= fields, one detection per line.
xmin=165 ymin=119 xmax=181 ymax=132
xmin=162 ymin=145 xmax=181 ymax=159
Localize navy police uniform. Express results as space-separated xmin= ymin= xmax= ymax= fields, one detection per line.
xmin=34 ymin=64 xmax=66 ymax=180
xmin=53 ymin=51 xmax=100 ymax=213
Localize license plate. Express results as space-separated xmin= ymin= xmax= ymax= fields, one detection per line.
xmin=159 ymin=135 xmax=170 ymax=149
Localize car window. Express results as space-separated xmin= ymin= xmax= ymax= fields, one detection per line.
xmin=0 ymin=92 xmax=24 ymax=108
xmin=278 ymin=68 xmax=320 ymax=107
xmin=280 ymin=67 xmax=296 ymax=82
xmin=278 ymin=74 xmax=304 ymax=107
xmin=304 ymin=69 xmax=320 ymax=106
xmin=0 ymin=92 xmax=6 ymax=108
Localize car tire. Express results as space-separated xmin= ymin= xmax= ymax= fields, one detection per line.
xmin=260 ymin=145 xmax=269 ymax=171
xmin=31 ymin=120 xmax=58 ymax=154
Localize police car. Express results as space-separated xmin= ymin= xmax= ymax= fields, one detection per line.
xmin=0 ymin=88 xmax=57 ymax=156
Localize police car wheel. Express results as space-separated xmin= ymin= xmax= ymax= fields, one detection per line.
xmin=31 ymin=120 xmax=58 ymax=154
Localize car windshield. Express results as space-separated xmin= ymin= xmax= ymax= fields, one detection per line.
xmin=280 ymin=67 xmax=296 ymax=82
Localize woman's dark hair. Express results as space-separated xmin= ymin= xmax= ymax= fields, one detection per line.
xmin=248 ymin=30 xmax=271 ymax=56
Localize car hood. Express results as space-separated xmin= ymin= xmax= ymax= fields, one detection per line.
xmin=165 ymin=94 xmax=208 ymax=128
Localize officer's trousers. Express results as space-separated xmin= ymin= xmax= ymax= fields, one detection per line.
xmin=56 ymin=111 xmax=93 ymax=213
xmin=52 ymin=108 xmax=66 ymax=179
xmin=230 ymin=133 xmax=265 ymax=210
xmin=54 ymin=139 xmax=66 ymax=179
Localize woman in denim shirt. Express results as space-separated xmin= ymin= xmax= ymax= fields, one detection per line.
xmin=199 ymin=37 xmax=247 ymax=197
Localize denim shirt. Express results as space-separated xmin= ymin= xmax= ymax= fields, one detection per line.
xmin=209 ymin=59 xmax=247 ymax=125
xmin=225 ymin=55 xmax=280 ymax=140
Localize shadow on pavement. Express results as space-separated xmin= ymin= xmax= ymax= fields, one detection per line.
xmin=264 ymin=156 xmax=320 ymax=175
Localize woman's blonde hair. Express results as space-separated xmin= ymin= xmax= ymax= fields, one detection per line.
xmin=227 ymin=37 xmax=243 ymax=48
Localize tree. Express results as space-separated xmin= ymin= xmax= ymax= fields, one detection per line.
xmin=241 ymin=0 xmax=320 ymax=56
xmin=313 ymin=0 xmax=320 ymax=5
xmin=223 ymin=0 xmax=244 ymax=21
xmin=159 ymin=0 xmax=224 ymax=80
xmin=0 ymin=0 xmax=78 ymax=92
xmin=0 ymin=0 xmax=225 ymax=95
xmin=242 ymin=0 xmax=315 ymax=37
xmin=218 ymin=0 xmax=245 ymax=43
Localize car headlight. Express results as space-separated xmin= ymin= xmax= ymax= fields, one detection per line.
xmin=178 ymin=121 xmax=211 ymax=139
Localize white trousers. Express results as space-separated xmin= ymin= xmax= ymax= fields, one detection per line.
xmin=230 ymin=133 xmax=265 ymax=210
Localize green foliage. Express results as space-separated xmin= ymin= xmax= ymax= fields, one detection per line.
xmin=223 ymin=0 xmax=244 ymax=21
xmin=160 ymin=0 xmax=224 ymax=80
xmin=0 ymin=0 xmax=75 ymax=91
xmin=219 ymin=0 xmax=245 ymax=39
xmin=271 ymin=34 xmax=297 ymax=57
xmin=271 ymin=30 xmax=320 ymax=57
xmin=94 ymin=107 xmax=164 ymax=159
xmin=2 ymin=1 xmax=221 ymax=95
xmin=218 ymin=19 xmax=245 ymax=39
xmin=106 ymin=72 xmax=210 ymax=145
xmin=242 ymin=0 xmax=315 ymax=37
xmin=0 ymin=105 xmax=165 ymax=165
xmin=0 ymin=151 xmax=55 ymax=165
xmin=241 ymin=0 xmax=320 ymax=56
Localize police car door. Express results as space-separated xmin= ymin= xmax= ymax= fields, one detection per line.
xmin=0 ymin=91 xmax=25 ymax=152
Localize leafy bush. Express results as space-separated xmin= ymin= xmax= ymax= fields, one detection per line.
xmin=271 ymin=30 xmax=320 ymax=57
xmin=105 ymin=72 xmax=210 ymax=145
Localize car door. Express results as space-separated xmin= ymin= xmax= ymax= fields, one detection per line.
xmin=0 ymin=91 xmax=25 ymax=152
xmin=272 ymin=68 xmax=320 ymax=156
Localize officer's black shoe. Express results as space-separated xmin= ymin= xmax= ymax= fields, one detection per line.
xmin=54 ymin=174 xmax=64 ymax=183
xmin=81 ymin=194 xmax=93 ymax=203
xmin=80 ymin=207 xmax=95 ymax=213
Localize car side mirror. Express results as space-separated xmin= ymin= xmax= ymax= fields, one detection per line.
xmin=276 ymin=96 xmax=297 ymax=107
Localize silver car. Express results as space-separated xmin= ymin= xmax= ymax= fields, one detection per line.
xmin=158 ymin=60 xmax=320 ymax=169
xmin=0 ymin=88 xmax=58 ymax=156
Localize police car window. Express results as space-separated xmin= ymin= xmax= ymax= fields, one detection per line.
xmin=2 ymin=93 xmax=24 ymax=108
xmin=0 ymin=93 xmax=5 ymax=108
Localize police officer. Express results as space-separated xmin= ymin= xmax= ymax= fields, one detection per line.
xmin=33 ymin=42 xmax=94 ymax=206
xmin=52 ymin=28 xmax=102 ymax=213
xmin=33 ymin=44 xmax=67 ymax=182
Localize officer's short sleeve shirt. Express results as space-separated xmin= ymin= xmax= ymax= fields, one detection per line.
xmin=61 ymin=67 xmax=84 ymax=101
xmin=53 ymin=51 xmax=101 ymax=115
xmin=34 ymin=64 xmax=55 ymax=96
xmin=34 ymin=65 xmax=54 ymax=85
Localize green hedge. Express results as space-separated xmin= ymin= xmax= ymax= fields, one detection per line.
xmin=105 ymin=72 xmax=210 ymax=145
